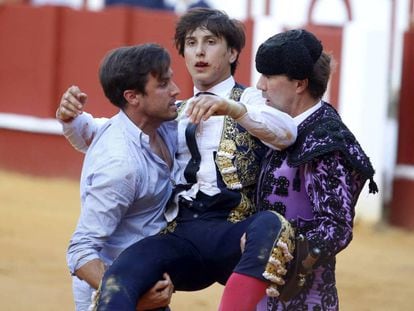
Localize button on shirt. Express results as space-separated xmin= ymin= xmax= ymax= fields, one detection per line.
xmin=66 ymin=111 xmax=177 ymax=274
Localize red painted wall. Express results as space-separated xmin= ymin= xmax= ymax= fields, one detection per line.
xmin=0 ymin=128 xmax=84 ymax=179
xmin=395 ymin=30 xmax=414 ymax=166
xmin=0 ymin=5 xmax=253 ymax=179
xmin=0 ymin=5 xmax=59 ymax=117
xmin=390 ymin=29 xmax=414 ymax=229
xmin=304 ymin=25 xmax=342 ymax=108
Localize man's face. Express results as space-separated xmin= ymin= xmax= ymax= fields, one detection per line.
xmin=256 ymin=74 xmax=296 ymax=116
xmin=141 ymin=68 xmax=180 ymax=122
xmin=183 ymin=27 xmax=237 ymax=91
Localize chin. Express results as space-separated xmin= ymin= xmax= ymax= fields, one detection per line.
xmin=170 ymin=112 xmax=179 ymax=120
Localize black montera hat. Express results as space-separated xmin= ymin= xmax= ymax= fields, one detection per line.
xmin=255 ymin=29 xmax=323 ymax=80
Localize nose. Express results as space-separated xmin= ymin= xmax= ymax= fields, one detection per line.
xmin=171 ymin=81 xmax=180 ymax=96
xmin=256 ymin=75 xmax=266 ymax=91
xmin=195 ymin=42 xmax=205 ymax=56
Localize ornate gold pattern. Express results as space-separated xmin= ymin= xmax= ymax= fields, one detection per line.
xmin=160 ymin=220 xmax=177 ymax=234
xmin=213 ymin=85 xmax=267 ymax=222
xmin=216 ymin=139 xmax=242 ymax=190
xmin=227 ymin=192 xmax=255 ymax=222
xmin=230 ymin=86 xmax=244 ymax=102
xmin=262 ymin=213 xmax=296 ymax=297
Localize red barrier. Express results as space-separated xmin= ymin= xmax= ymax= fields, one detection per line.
xmin=0 ymin=128 xmax=84 ymax=179
xmin=390 ymin=179 xmax=414 ymax=230
xmin=394 ymin=30 xmax=414 ymax=166
xmin=303 ymin=0 xmax=353 ymax=109
xmin=304 ymin=25 xmax=342 ymax=109
xmin=390 ymin=29 xmax=414 ymax=230
xmin=0 ymin=5 xmax=253 ymax=179
xmin=57 ymin=7 xmax=130 ymax=117
xmin=129 ymin=8 xmax=193 ymax=98
xmin=0 ymin=5 xmax=59 ymax=117
xmin=234 ymin=18 xmax=253 ymax=87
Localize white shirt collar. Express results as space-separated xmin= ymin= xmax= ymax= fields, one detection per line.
xmin=118 ymin=110 xmax=148 ymax=144
xmin=294 ymin=101 xmax=322 ymax=125
xmin=193 ymin=76 xmax=235 ymax=98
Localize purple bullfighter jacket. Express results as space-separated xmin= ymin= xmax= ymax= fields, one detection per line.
xmin=255 ymin=102 xmax=377 ymax=311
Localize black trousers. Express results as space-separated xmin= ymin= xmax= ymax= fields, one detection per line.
xmin=95 ymin=196 xmax=282 ymax=310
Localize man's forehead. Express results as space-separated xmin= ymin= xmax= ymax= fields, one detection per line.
xmin=159 ymin=68 xmax=173 ymax=79
xmin=165 ymin=68 xmax=173 ymax=77
xmin=185 ymin=27 xmax=220 ymax=39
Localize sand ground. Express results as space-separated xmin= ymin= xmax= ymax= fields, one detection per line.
xmin=0 ymin=170 xmax=413 ymax=311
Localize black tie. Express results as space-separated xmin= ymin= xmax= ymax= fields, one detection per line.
xmin=183 ymin=92 xmax=216 ymax=184
xmin=183 ymin=122 xmax=200 ymax=184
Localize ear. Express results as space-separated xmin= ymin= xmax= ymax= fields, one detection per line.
xmin=123 ymin=90 xmax=141 ymax=107
xmin=296 ymin=79 xmax=309 ymax=94
xmin=229 ymin=48 xmax=238 ymax=64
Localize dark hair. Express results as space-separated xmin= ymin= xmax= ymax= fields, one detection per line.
xmin=174 ymin=8 xmax=245 ymax=75
xmin=307 ymin=52 xmax=332 ymax=100
xmin=99 ymin=43 xmax=171 ymax=109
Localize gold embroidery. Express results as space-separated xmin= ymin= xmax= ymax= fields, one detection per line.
xmin=216 ymin=139 xmax=241 ymax=190
xmin=263 ymin=213 xmax=296 ymax=297
xmin=215 ymin=85 xmax=266 ymax=222
xmin=160 ymin=221 xmax=177 ymax=234
xmin=227 ymin=192 xmax=255 ymax=222
xmin=230 ymin=86 xmax=244 ymax=102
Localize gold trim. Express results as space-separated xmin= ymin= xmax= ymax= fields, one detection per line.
xmin=263 ymin=213 xmax=296 ymax=297
xmin=160 ymin=220 xmax=177 ymax=234
xmin=227 ymin=192 xmax=255 ymax=222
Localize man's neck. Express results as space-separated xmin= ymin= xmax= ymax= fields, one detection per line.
xmin=193 ymin=75 xmax=234 ymax=95
xmin=290 ymin=92 xmax=321 ymax=117
xmin=123 ymin=109 xmax=160 ymax=137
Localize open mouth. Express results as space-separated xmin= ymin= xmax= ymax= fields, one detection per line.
xmin=195 ymin=61 xmax=209 ymax=68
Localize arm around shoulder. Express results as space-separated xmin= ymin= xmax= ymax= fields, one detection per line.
xmin=60 ymin=112 xmax=109 ymax=153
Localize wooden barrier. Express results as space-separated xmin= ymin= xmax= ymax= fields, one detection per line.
xmin=304 ymin=0 xmax=353 ymax=108
xmin=0 ymin=5 xmax=253 ymax=179
xmin=0 ymin=128 xmax=85 ymax=179
xmin=390 ymin=29 xmax=414 ymax=229
xmin=56 ymin=6 xmax=130 ymax=117
xmin=0 ymin=5 xmax=59 ymax=117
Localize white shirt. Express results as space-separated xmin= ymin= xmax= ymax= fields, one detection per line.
xmin=168 ymin=76 xmax=296 ymax=219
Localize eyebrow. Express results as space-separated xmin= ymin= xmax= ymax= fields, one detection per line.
xmin=159 ymin=70 xmax=173 ymax=81
xmin=185 ymin=34 xmax=219 ymax=40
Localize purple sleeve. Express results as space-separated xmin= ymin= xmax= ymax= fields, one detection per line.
xmin=301 ymin=151 xmax=366 ymax=258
